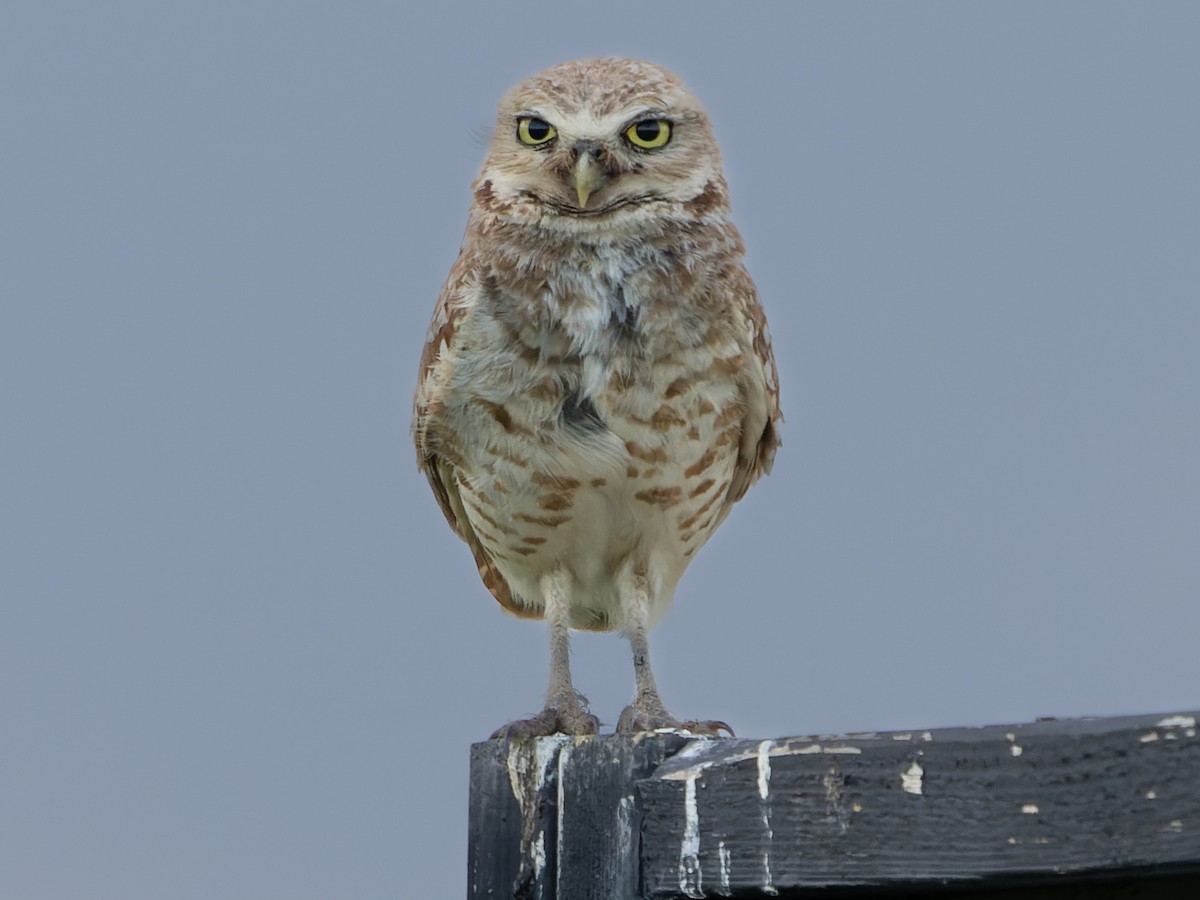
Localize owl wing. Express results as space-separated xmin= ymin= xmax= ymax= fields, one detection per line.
xmin=724 ymin=266 xmax=783 ymax=511
xmin=412 ymin=255 xmax=525 ymax=614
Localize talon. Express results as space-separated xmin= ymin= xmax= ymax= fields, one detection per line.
xmin=616 ymin=700 xmax=733 ymax=736
xmin=680 ymin=719 xmax=735 ymax=737
xmin=489 ymin=704 xmax=599 ymax=741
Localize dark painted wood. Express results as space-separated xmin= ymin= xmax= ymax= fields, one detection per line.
xmin=467 ymin=733 xmax=690 ymax=899
xmin=556 ymin=734 xmax=690 ymax=900
xmin=468 ymin=739 xmax=544 ymax=899
xmin=641 ymin=712 xmax=1200 ymax=897
xmin=468 ymin=711 xmax=1200 ymax=898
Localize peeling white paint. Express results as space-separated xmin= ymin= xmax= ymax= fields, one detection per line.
xmin=824 ymin=767 xmax=850 ymax=833
xmin=1007 ymin=836 xmax=1018 ymax=845
xmin=663 ymin=738 xmax=866 ymax=782
xmin=660 ymin=743 xmax=778 ymax=781
xmin=1005 ymin=732 xmax=1016 ymax=742
xmin=615 ymin=795 xmax=634 ymax=858
xmin=1010 ymin=745 xmax=1024 ymax=757
xmin=1157 ymin=715 xmax=1196 ymax=729
xmin=668 ymin=739 xmax=720 ymax=763
xmin=1034 ymin=836 xmax=1052 ymax=844
xmin=902 ymin=761 xmax=924 ymax=795
xmin=762 ymin=850 xmax=777 ymax=895
xmin=1022 ymin=803 xmax=1040 ymax=815
xmin=892 ymin=733 xmax=913 ymax=741
xmin=555 ymin=743 xmax=573 ymax=896
xmin=505 ymin=736 xmax=568 ymax=805
xmin=532 ymin=834 xmax=549 ymax=882
xmin=717 ymin=841 xmax=731 ymax=896
xmin=758 ymin=742 xmax=776 ymax=895
xmin=852 ymin=802 xmax=863 ymax=813
xmin=504 ymin=736 xmax=570 ymax=882
xmin=659 ymin=761 xmax=727 ymax=780
xmin=757 ymin=740 xmax=773 ymax=800
xmin=1168 ymin=819 xmax=1184 ymax=832
xmin=556 ymin=744 xmax=571 ymax=820
xmin=530 ymin=831 xmax=547 ymax=877
xmin=1146 ymin=790 xmax=1158 ymax=800
xmin=794 ymin=743 xmax=863 ymax=755
xmin=921 ymin=732 xmax=934 ymax=742
xmin=1140 ymin=731 xmax=1160 ymax=743
xmin=679 ymin=775 xmax=703 ymax=898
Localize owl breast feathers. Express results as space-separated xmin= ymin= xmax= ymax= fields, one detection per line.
xmin=413 ymin=57 xmax=780 ymax=634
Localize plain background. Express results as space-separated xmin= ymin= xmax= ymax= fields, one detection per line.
xmin=3 ymin=2 xmax=1198 ymax=897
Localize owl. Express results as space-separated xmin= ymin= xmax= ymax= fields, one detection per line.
xmin=413 ymin=57 xmax=781 ymax=739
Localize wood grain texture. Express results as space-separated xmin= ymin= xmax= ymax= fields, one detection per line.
xmin=468 ymin=734 xmax=690 ymax=899
xmin=468 ymin=711 xmax=1200 ymax=898
xmin=640 ymin=712 xmax=1200 ymax=897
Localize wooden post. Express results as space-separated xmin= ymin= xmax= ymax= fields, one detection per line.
xmin=467 ymin=710 xmax=1200 ymax=898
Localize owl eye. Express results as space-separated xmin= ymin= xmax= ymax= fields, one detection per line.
xmin=517 ymin=116 xmax=557 ymax=146
xmin=625 ymin=118 xmax=671 ymax=149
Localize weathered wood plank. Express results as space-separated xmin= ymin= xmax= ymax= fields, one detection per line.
xmin=468 ymin=711 xmax=1200 ymax=898
xmin=468 ymin=733 xmax=690 ymax=899
xmin=469 ymin=737 xmax=591 ymax=899
xmin=556 ymin=734 xmax=690 ymax=900
xmin=640 ymin=712 xmax=1200 ymax=896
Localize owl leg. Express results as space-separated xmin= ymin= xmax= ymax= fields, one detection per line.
xmin=615 ymin=568 xmax=733 ymax=736
xmin=490 ymin=568 xmax=599 ymax=741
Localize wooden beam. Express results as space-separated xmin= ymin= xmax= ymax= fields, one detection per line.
xmin=467 ymin=711 xmax=1200 ymax=898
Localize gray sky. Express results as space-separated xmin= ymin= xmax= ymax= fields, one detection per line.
xmin=3 ymin=2 xmax=1198 ymax=897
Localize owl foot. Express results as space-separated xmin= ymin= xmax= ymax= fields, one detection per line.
xmin=489 ymin=696 xmax=600 ymax=741
xmin=615 ymin=698 xmax=734 ymax=737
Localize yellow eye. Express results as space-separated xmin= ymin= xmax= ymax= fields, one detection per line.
xmin=517 ymin=116 xmax=557 ymax=146
xmin=625 ymin=119 xmax=671 ymax=149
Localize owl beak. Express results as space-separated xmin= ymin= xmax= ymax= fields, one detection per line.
xmin=572 ymin=153 xmax=608 ymax=209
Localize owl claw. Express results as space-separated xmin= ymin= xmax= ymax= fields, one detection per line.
xmin=489 ymin=702 xmax=600 ymax=742
xmin=616 ymin=701 xmax=734 ymax=737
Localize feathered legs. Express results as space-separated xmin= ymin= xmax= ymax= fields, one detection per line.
xmin=615 ymin=567 xmax=732 ymax=736
xmin=491 ymin=568 xmax=599 ymax=740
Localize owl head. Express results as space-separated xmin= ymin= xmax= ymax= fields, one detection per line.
xmin=474 ymin=58 xmax=729 ymax=228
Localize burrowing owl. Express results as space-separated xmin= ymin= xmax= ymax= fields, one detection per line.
xmin=413 ymin=58 xmax=780 ymax=739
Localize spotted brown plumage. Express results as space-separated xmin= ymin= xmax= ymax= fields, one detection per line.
xmin=413 ymin=57 xmax=781 ymax=738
